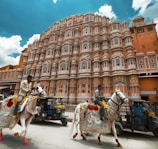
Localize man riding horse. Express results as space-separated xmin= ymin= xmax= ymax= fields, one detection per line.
xmin=0 ymin=78 xmax=46 ymax=145
xmin=94 ymin=84 xmax=106 ymax=121
xmin=13 ymin=75 xmax=33 ymax=118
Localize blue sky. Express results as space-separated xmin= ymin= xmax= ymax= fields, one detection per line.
xmin=0 ymin=0 xmax=158 ymax=67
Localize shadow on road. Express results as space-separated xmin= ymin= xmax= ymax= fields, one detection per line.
xmin=71 ymin=136 xmax=119 ymax=149
xmin=0 ymin=134 xmax=39 ymax=149
xmin=70 ymin=130 xmax=156 ymax=149
xmin=120 ymin=130 xmax=156 ymax=139
xmin=31 ymin=120 xmax=68 ymax=128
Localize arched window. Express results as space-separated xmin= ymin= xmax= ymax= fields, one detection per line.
xmin=60 ymin=63 xmax=66 ymax=71
xmin=47 ymin=50 xmax=51 ymax=55
xmin=43 ymin=66 xmax=47 ymax=73
xmin=81 ymin=61 xmax=87 ymax=69
xmin=83 ymin=43 xmax=88 ymax=49
xmin=83 ymin=26 xmax=90 ymax=34
xmin=103 ymin=61 xmax=109 ymax=67
xmin=63 ymin=46 xmax=68 ymax=52
xmin=114 ymin=38 xmax=118 ymax=44
xmin=116 ymin=58 xmax=120 ymax=66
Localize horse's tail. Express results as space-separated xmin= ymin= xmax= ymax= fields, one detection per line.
xmin=69 ymin=103 xmax=80 ymax=136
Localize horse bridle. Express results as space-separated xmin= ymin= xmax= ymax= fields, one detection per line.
xmin=36 ymin=86 xmax=45 ymax=95
xmin=110 ymin=90 xmax=126 ymax=111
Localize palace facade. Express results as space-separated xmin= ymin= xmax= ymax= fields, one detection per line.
xmin=0 ymin=14 xmax=158 ymax=104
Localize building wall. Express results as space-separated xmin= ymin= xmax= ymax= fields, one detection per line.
xmin=131 ymin=17 xmax=158 ymax=53
xmin=0 ymin=14 xmax=158 ymax=104
xmin=139 ymin=78 xmax=158 ymax=102
xmin=130 ymin=17 xmax=158 ymax=103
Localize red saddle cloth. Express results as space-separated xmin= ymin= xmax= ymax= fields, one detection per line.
xmin=7 ymin=98 xmax=13 ymax=107
xmin=88 ymin=105 xmax=99 ymax=110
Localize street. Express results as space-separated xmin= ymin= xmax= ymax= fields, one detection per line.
xmin=0 ymin=120 xmax=158 ymax=149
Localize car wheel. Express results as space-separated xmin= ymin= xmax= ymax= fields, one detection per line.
xmin=61 ymin=118 xmax=67 ymax=126
xmin=152 ymin=127 xmax=158 ymax=137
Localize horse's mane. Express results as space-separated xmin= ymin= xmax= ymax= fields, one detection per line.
xmin=26 ymin=96 xmax=39 ymax=114
xmin=27 ymin=96 xmax=38 ymax=105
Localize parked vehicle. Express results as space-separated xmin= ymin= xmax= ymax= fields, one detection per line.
xmin=115 ymin=98 xmax=158 ymax=137
xmin=0 ymin=94 xmax=4 ymax=109
xmin=34 ymin=96 xmax=68 ymax=126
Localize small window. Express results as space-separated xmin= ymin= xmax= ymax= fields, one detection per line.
xmin=116 ymin=58 xmax=120 ymax=66
xmin=138 ymin=60 xmax=144 ymax=69
xmin=47 ymin=50 xmax=50 ymax=55
xmin=137 ymin=28 xmax=144 ymax=33
xmin=43 ymin=67 xmax=47 ymax=73
xmin=60 ymin=63 xmax=66 ymax=71
xmin=139 ymin=60 xmax=144 ymax=64
xmin=113 ymin=24 xmax=117 ymax=30
xmin=85 ymin=17 xmax=89 ymax=22
xmin=148 ymin=26 xmax=153 ymax=31
xmin=82 ymin=62 xmax=87 ymax=69
xmin=114 ymin=38 xmax=118 ymax=44
xmin=83 ymin=43 xmax=87 ymax=49
xmin=150 ymin=59 xmax=155 ymax=63
xmin=130 ymin=28 xmax=134 ymax=33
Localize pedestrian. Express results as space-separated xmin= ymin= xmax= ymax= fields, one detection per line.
xmin=13 ymin=75 xmax=33 ymax=117
xmin=94 ymin=84 xmax=105 ymax=121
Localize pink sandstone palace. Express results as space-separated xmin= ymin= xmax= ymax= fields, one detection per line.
xmin=0 ymin=14 xmax=158 ymax=104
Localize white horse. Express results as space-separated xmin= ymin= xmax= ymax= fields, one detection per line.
xmin=70 ymin=90 xmax=128 ymax=147
xmin=0 ymin=85 xmax=47 ymax=145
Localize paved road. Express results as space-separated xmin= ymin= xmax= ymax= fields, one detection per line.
xmin=0 ymin=120 xmax=157 ymax=149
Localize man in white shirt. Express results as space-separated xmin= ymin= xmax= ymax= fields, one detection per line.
xmin=94 ymin=84 xmax=105 ymax=121
xmin=13 ymin=75 xmax=33 ymax=117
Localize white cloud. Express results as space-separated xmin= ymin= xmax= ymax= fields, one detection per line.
xmin=0 ymin=35 xmax=22 ymax=67
xmin=132 ymin=0 xmax=158 ymax=33
xmin=23 ymin=34 xmax=40 ymax=49
xmin=0 ymin=34 xmax=40 ymax=68
xmin=0 ymin=35 xmax=22 ymax=54
xmin=142 ymin=1 xmax=158 ymax=33
xmin=132 ymin=0 xmax=152 ymax=14
xmin=52 ymin=0 xmax=58 ymax=4
xmin=95 ymin=4 xmax=117 ymax=19
xmin=154 ymin=18 xmax=158 ymax=33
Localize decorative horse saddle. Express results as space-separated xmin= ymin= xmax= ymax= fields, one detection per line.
xmin=0 ymin=95 xmax=37 ymax=129
xmin=80 ymin=101 xmax=111 ymax=134
xmin=7 ymin=96 xmax=29 ymax=113
xmin=87 ymin=100 xmax=107 ymax=111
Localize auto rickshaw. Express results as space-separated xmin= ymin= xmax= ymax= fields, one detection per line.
xmin=0 ymin=94 xmax=4 ymax=109
xmin=115 ymin=98 xmax=158 ymax=137
xmin=33 ymin=96 xmax=68 ymax=126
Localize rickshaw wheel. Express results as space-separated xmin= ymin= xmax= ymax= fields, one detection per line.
xmin=61 ymin=118 xmax=67 ymax=126
xmin=115 ymin=124 xmax=123 ymax=136
xmin=152 ymin=127 xmax=158 ymax=137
